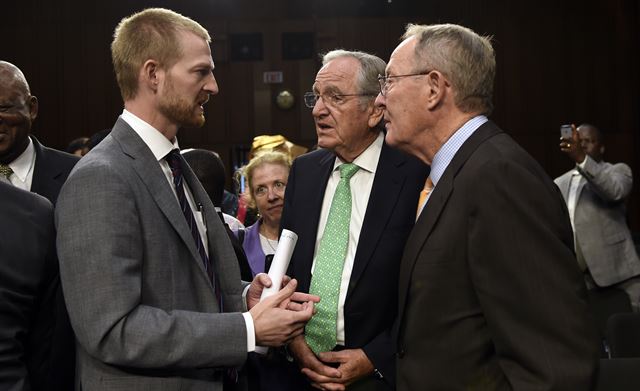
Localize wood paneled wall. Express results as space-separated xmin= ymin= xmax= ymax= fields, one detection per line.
xmin=3 ymin=0 xmax=639 ymax=228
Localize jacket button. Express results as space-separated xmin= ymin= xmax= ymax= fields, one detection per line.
xmin=397 ymin=349 xmax=405 ymax=358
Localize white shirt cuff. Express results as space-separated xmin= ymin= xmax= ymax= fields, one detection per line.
xmin=242 ymin=284 xmax=251 ymax=311
xmin=242 ymin=312 xmax=256 ymax=352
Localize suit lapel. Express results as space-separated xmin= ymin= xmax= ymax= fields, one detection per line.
xmin=296 ymin=152 xmax=335 ymax=292
xmin=181 ymin=154 xmax=243 ymax=305
xmin=111 ymin=120 xmax=209 ymax=284
xmin=575 ymin=175 xmax=588 ymax=202
xmin=556 ymin=173 xmax=572 ymax=200
xmin=30 ymin=137 xmax=62 ymax=201
xmin=347 ymin=142 xmax=404 ymax=297
xmin=396 ymin=121 xmax=501 ymax=326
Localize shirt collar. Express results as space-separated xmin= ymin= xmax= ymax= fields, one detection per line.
xmin=120 ymin=109 xmax=179 ymax=161
xmin=9 ymin=136 xmax=35 ymax=183
xmin=430 ymin=115 xmax=488 ymax=186
xmin=333 ymin=131 xmax=383 ymax=174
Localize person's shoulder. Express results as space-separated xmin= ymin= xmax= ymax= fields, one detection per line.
xmin=43 ymin=144 xmax=80 ymax=164
xmin=554 ymin=169 xmax=574 ymax=183
xmin=224 ymin=213 xmax=245 ymax=231
xmin=381 ymin=140 xmax=428 ymax=171
xmin=606 ymin=160 xmax=632 ymax=173
xmin=293 ymin=148 xmax=333 ymax=166
xmin=244 ymin=220 xmax=261 ymax=233
xmin=74 ymin=136 xmax=122 ymax=170
xmin=61 ymin=141 xmax=130 ymax=195
xmin=0 ymin=182 xmax=53 ymax=218
xmin=33 ymin=136 xmax=80 ymax=165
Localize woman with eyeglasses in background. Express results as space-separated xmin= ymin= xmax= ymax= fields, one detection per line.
xmin=234 ymin=151 xmax=291 ymax=277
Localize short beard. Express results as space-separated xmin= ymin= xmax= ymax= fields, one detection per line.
xmin=158 ymin=77 xmax=206 ymax=128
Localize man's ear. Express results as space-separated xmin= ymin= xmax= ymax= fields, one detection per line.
xmin=142 ymin=60 xmax=161 ymax=91
xmin=367 ymin=101 xmax=384 ymax=129
xmin=28 ymin=95 xmax=38 ymax=121
xmin=425 ymin=71 xmax=448 ymax=110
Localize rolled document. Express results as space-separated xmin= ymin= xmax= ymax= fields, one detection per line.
xmin=255 ymin=229 xmax=297 ymax=355
xmin=260 ymin=229 xmax=298 ymax=300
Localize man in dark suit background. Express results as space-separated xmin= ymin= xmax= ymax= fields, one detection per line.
xmin=375 ymin=24 xmax=599 ymax=390
xmin=0 ymin=61 xmax=79 ymax=203
xmin=0 ymin=60 xmax=78 ymax=390
xmin=280 ymin=49 xmax=427 ymax=390
xmin=0 ymin=182 xmax=58 ymax=391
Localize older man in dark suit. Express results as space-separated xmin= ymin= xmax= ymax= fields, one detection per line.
xmin=0 ymin=60 xmax=78 ymax=390
xmin=0 ymin=61 xmax=79 ymax=203
xmin=375 ymin=23 xmax=599 ymax=390
xmin=280 ymin=49 xmax=427 ymax=391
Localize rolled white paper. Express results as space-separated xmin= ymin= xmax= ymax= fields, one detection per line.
xmin=260 ymin=229 xmax=298 ymax=300
xmin=255 ymin=229 xmax=298 ymax=355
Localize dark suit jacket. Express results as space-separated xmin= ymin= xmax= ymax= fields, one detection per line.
xmin=30 ymin=135 xmax=79 ymax=390
xmin=0 ymin=182 xmax=58 ymax=391
xmin=280 ymin=140 xmax=428 ymax=389
xmin=395 ymin=121 xmax=599 ymax=390
xmin=30 ymin=135 xmax=80 ymax=205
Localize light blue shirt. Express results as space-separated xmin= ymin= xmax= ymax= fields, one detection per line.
xmin=419 ymin=115 xmax=488 ymax=213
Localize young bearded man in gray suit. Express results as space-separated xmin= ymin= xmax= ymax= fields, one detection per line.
xmin=55 ymin=8 xmax=316 ymax=391
xmin=556 ymin=123 xmax=640 ymax=310
xmin=375 ymin=24 xmax=599 ymax=390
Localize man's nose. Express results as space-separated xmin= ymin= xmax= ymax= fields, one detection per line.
xmin=312 ymin=96 xmax=328 ymax=117
xmin=205 ymin=74 xmax=219 ymax=95
xmin=374 ymin=92 xmax=386 ymax=108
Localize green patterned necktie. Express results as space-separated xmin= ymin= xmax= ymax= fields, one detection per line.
xmin=0 ymin=164 xmax=13 ymax=180
xmin=306 ymin=163 xmax=360 ymax=354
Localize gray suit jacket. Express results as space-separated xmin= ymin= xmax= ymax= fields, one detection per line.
xmin=555 ymin=156 xmax=640 ymax=286
xmin=56 ymin=118 xmax=248 ymax=391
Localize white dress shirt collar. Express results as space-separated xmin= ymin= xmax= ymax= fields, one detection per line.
xmin=430 ymin=115 xmax=488 ymax=186
xmin=7 ymin=136 xmax=36 ymax=190
xmin=333 ymin=131 xmax=383 ymax=174
xmin=121 ymin=109 xmax=179 ymax=160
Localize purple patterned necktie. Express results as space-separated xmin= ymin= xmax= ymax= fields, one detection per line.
xmin=165 ymin=149 xmax=222 ymax=310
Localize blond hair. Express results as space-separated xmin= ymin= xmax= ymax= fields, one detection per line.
xmin=240 ymin=151 xmax=291 ymax=209
xmin=403 ymin=23 xmax=495 ymax=115
xmin=111 ymin=8 xmax=210 ymax=101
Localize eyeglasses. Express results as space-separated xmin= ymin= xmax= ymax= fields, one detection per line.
xmin=377 ymin=70 xmax=432 ymax=96
xmin=253 ymin=181 xmax=286 ymax=198
xmin=303 ymin=91 xmax=376 ymax=109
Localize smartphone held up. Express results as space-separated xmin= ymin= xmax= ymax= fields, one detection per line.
xmin=560 ymin=124 xmax=573 ymax=139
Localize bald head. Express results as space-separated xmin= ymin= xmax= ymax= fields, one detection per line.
xmin=0 ymin=61 xmax=31 ymax=95
xmin=0 ymin=61 xmax=38 ymax=164
xmin=577 ymin=123 xmax=604 ymax=162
